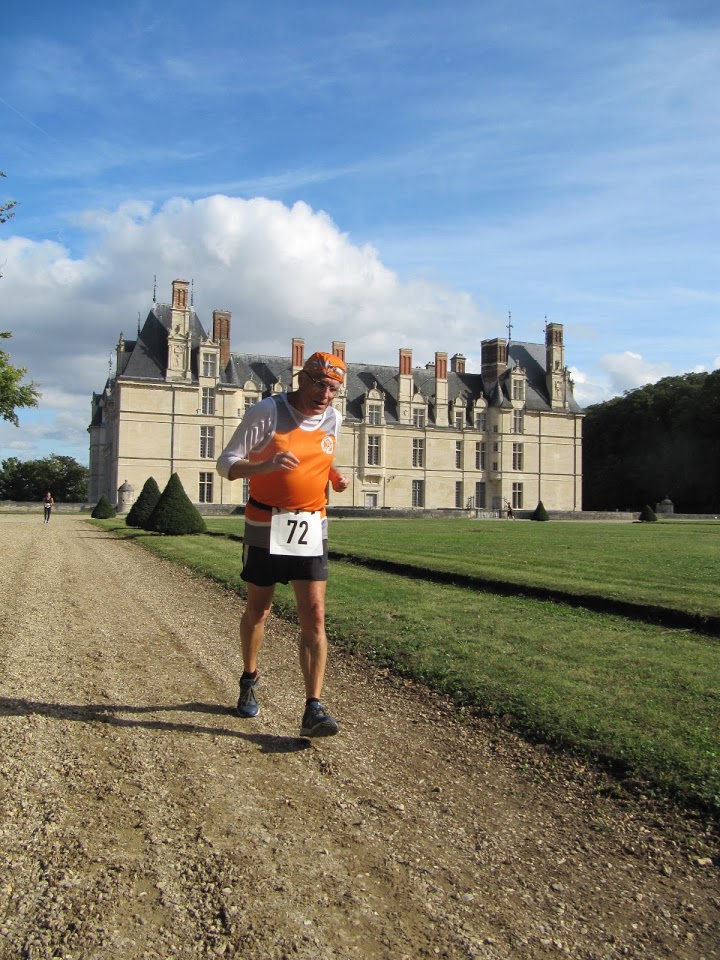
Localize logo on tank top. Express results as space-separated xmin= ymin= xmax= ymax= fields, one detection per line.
xmin=321 ymin=436 xmax=335 ymax=455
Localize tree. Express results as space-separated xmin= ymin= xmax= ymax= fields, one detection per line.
xmin=583 ymin=370 xmax=720 ymax=513
xmin=531 ymin=501 xmax=550 ymax=521
xmin=0 ymin=455 xmax=89 ymax=502
xmin=91 ymin=495 xmax=116 ymax=519
xmin=0 ymin=172 xmax=16 ymax=225
xmin=638 ymin=504 xmax=658 ymax=523
xmin=144 ymin=473 xmax=206 ymax=535
xmin=126 ymin=476 xmax=161 ymax=527
xmin=0 ymin=332 xmax=40 ymax=425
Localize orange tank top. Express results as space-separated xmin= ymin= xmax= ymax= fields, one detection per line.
xmin=245 ymin=396 xmax=338 ymax=523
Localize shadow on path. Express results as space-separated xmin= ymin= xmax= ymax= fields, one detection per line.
xmin=0 ymin=696 xmax=311 ymax=753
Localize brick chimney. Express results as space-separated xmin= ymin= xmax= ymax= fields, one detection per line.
xmin=451 ymin=353 xmax=466 ymax=374
xmin=292 ymin=337 xmax=305 ymax=389
xmin=170 ymin=279 xmax=190 ymax=337
xmin=398 ymin=348 xmax=413 ymax=423
xmin=331 ymin=341 xmax=346 ymax=364
xmin=434 ymin=351 xmax=449 ymax=427
xmin=212 ymin=310 xmax=231 ymax=371
xmin=481 ymin=338 xmax=507 ymax=387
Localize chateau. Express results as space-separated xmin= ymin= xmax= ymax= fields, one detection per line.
xmin=89 ymin=279 xmax=583 ymax=514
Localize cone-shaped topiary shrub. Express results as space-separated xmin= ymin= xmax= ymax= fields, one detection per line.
xmin=531 ymin=500 xmax=550 ymax=521
xmin=638 ymin=504 xmax=658 ymax=522
xmin=144 ymin=473 xmax=206 ymax=535
xmin=126 ymin=476 xmax=161 ymax=527
xmin=91 ymin=495 xmax=116 ymax=519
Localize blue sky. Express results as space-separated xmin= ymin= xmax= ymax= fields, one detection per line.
xmin=1 ymin=0 xmax=719 ymax=467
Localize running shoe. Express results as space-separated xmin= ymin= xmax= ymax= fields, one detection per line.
xmin=300 ymin=701 xmax=339 ymax=737
xmin=237 ymin=674 xmax=260 ymax=718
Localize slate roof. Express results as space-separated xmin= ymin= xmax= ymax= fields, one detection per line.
xmin=223 ymin=340 xmax=581 ymax=424
xmin=98 ymin=301 xmax=581 ymax=426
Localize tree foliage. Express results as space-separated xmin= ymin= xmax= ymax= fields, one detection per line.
xmin=0 ymin=171 xmax=16 ymax=224
xmin=583 ymin=371 xmax=720 ymax=513
xmin=144 ymin=473 xmax=206 ymax=535
xmin=531 ymin=501 xmax=550 ymax=521
xmin=0 ymin=455 xmax=89 ymax=502
xmin=638 ymin=504 xmax=658 ymax=523
xmin=0 ymin=332 xmax=40 ymax=425
xmin=91 ymin=495 xmax=116 ymax=519
xmin=125 ymin=476 xmax=162 ymax=527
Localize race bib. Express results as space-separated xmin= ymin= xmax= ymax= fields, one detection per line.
xmin=269 ymin=509 xmax=323 ymax=556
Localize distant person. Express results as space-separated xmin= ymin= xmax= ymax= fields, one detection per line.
xmin=506 ymin=500 xmax=514 ymax=520
xmin=43 ymin=491 xmax=54 ymax=524
xmin=216 ymin=351 xmax=350 ymax=738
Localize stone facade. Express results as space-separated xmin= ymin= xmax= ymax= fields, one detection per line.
xmin=89 ymin=280 xmax=584 ymax=512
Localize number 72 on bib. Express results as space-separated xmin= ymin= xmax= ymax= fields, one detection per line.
xmin=269 ymin=509 xmax=324 ymax=556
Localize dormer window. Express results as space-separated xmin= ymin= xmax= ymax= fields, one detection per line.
xmin=202 ymin=353 xmax=217 ymax=378
xmin=367 ymin=402 xmax=382 ymax=425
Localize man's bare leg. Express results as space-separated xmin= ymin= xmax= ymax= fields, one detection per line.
xmin=240 ymin=583 xmax=275 ymax=674
xmin=237 ymin=583 xmax=274 ymax=717
xmin=292 ymin=579 xmax=328 ymax=698
xmin=293 ymin=579 xmax=339 ymax=736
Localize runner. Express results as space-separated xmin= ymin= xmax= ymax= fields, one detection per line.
xmin=216 ymin=351 xmax=349 ymax=737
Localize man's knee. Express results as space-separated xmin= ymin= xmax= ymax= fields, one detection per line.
xmin=242 ymin=605 xmax=271 ymax=630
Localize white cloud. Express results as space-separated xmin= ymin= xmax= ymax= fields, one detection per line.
xmin=588 ymin=351 xmax=673 ymax=400
xmin=0 ymin=194 xmax=494 ymax=463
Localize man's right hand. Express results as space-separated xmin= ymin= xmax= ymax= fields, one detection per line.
xmin=263 ymin=451 xmax=300 ymax=473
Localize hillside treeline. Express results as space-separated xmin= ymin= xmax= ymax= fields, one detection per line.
xmin=583 ymin=370 xmax=720 ymax=513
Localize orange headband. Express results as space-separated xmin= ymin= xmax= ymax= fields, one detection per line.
xmin=303 ymin=351 xmax=346 ymax=383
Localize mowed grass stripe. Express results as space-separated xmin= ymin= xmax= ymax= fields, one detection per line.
xmin=322 ymin=560 xmax=720 ymax=814
xmin=94 ymin=518 xmax=720 ymax=816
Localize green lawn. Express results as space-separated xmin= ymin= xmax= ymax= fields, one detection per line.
xmin=333 ymin=518 xmax=720 ymax=620
xmin=92 ymin=516 xmax=720 ymax=817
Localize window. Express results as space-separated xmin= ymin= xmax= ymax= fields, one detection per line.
xmin=455 ymin=441 xmax=462 ymax=469
xmin=202 ymin=353 xmax=217 ymax=378
xmin=412 ymin=407 xmax=425 ymax=428
xmin=244 ymin=397 xmax=256 ymax=415
xmin=201 ymin=387 xmax=215 ymax=416
xmin=475 ymin=442 xmax=486 ymax=471
xmin=475 ymin=481 xmax=486 ymax=509
xmin=512 ymin=482 xmax=524 ymax=509
xmin=512 ymin=443 xmax=524 ymax=471
xmin=455 ymin=481 xmax=463 ymax=508
xmin=412 ymin=479 xmax=424 ymax=507
xmin=475 ymin=412 xmax=487 ymax=431
xmin=242 ymin=478 xmax=250 ymax=503
xmin=512 ymin=378 xmax=525 ymax=401
xmin=492 ymin=461 xmax=499 ymax=472
xmin=454 ymin=410 xmax=464 ymax=430
xmin=367 ymin=435 xmax=381 ymax=466
xmin=513 ymin=410 xmax=524 ymax=434
xmin=412 ymin=438 xmax=425 ymax=468
xmin=493 ymin=442 xmax=499 ymax=452
xmin=365 ymin=493 xmax=378 ymax=508
xmin=368 ymin=403 xmax=382 ymax=425
xmin=199 ymin=472 xmax=213 ymax=503
xmin=200 ymin=426 xmax=215 ymax=459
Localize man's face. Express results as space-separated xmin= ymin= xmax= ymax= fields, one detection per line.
xmin=296 ymin=370 xmax=340 ymax=415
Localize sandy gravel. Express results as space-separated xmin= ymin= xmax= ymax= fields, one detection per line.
xmin=0 ymin=514 xmax=717 ymax=960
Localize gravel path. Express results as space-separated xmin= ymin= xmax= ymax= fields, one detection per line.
xmin=0 ymin=514 xmax=717 ymax=960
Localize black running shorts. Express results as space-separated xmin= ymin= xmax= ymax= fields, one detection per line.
xmin=241 ymin=542 xmax=329 ymax=586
